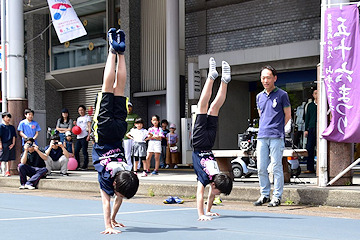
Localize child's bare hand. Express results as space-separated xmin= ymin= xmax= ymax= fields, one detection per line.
xmin=206 ymin=212 xmax=220 ymax=217
xmin=100 ymin=227 xmax=121 ymax=234
xmin=111 ymin=220 xmax=125 ymax=228
xmin=198 ymin=215 xmax=213 ymax=221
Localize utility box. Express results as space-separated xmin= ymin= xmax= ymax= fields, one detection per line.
xmin=181 ymin=118 xmax=192 ymax=165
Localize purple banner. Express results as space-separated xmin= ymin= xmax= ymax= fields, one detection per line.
xmin=323 ymin=5 xmax=360 ymax=143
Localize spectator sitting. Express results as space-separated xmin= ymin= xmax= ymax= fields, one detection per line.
xmin=64 ymin=131 xmax=75 ymax=158
xmin=45 ymin=135 xmax=70 ymax=176
xmin=18 ymin=137 xmax=48 ymax=190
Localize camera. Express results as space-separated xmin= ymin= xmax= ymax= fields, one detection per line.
xmin=27 ymin=142 xmax=33 ymax=147
xmin=53 ymin=142 xmax=59 ymax=145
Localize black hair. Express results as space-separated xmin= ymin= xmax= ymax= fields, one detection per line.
xmin=114 ymin=171 xmax=139 ymax=199
xmin=78 ymin=105 xmax=86 ymax=111
xmin=2 ymin=112 xmax=11 ymax=118
xmin=135 ymin=118 xmax=144 ymax=124
xmin=151 ymin=115 xmax=160 ymax=128
xmin=25 ymin=137 xmax=35 ymax=143
xmin=50 ymin=135 xmax=61 ymax=141
xmin=260 ymin=65 xmax=277 ymax=77
xmin=60 ymin=110 xmax=70 ymax=124
xmin=161 ymin=119 xmax=168 ymax=125
xmin=212 ymin=173 xmax=233 ymax=195
xmin=24 ymin=109 xmax=35 ymax=115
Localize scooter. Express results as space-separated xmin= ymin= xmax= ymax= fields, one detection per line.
xmin=231 ymin=120 xmax=302 ymax=178
xmin=231 ymin=119 xmax=258 ymax=178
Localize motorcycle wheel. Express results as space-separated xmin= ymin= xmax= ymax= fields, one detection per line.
xmin=232 ymin=163 xmax=243 ymax=178
xmin=291 ymin=166 xmax=302 ymax=177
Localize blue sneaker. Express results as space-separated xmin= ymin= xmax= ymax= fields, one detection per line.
xmin=116 ymin=29 xmax=126 ymax=54
xmin=151 ymin=170 xmax=158 ymax=175
xmin=163 ymin=196 xmax=175 ymax=204
xmin=173 ymin=196 xmax=184 ymax=204
xmin=108 ymin=28 xmax=124 ymax=54
xmin=107 ymin=28 xmax=117 ymax=54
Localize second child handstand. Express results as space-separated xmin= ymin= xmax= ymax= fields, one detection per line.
xmin=191 ymin=57 xmax=233 ymax=221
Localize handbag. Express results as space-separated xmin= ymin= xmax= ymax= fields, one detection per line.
xmin=170 ymin=146 xmax=178 ymax=153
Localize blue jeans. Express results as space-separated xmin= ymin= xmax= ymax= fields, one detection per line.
xmin=257 ymin=138 xmax=285 ymax=200
xmin=75 ymin=137 xmax=89 ymax=168
xmin=59 ymin=133 xmax=66 ymax=143
xmin=160 ymin=145 xmax=167 ymax=166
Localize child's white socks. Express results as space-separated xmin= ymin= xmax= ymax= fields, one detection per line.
xmin=208 ymin=57 xmax=218 ymax=80
xmin=221 ymin=61 xmax=231 ymax=84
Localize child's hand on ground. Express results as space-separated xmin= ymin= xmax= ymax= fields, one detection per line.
xmin=100 ymin=227 xmax=121 ymax=234
xmin=111 ymin=219 xmax=125 ymax=228
xmin=198 ymin=214 xmax=213 ymax=221
xmin=206 ymin=212 xmax=220 ymax=217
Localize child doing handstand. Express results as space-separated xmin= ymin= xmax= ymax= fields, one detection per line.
xmin=92 ymin=28 xmax=139 ymax=235
xmin=192 ymin=57 xmax=233 ymax=221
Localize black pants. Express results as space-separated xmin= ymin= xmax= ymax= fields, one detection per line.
xmin=75 ymin=136 xmax=89 ymax=168
xmin=306 ymin=128 xmax=316 ymax=171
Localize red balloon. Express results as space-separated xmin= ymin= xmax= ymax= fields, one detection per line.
xmin=72 ymin=126 xmax=82 ymax=135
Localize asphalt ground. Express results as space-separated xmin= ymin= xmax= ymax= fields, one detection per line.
xmin=1 ymin=188 xmax=360 ymax=240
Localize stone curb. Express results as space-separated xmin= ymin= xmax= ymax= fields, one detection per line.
xmin=1 ymin=177 xmax=360 ymax=208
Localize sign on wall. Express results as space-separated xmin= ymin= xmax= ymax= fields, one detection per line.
xmin=47 ymin=0 xmax=87 ymax=43
xmin=188 ymin=62 xmax=201 ymax=100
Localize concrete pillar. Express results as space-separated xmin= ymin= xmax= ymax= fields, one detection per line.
xmin=1 ymin=0 xmax=7 ymax=111
xmin=328 ymin=142 xmax=353 ymax=185
xmin=6 ymin=0 xmax=27 ymax=174
xmin=6 ymin=0 xmax=25 ymax=99
xmin=166 ymin=0 xmax=180 ymax=130
xmin=119 ymin=0 xmax=146 ymax=122
xmin=26 ymin=14 xmax=46 ymax=111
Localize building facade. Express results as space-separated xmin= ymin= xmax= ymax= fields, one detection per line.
xmin=185 ymin=0 xmax=321 ymax=149
xmin=1 ymin=0 xmax=324 ymax=166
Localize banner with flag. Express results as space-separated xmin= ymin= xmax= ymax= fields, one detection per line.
xmin=322 ymin=5 xmax=360 ymax=143
xmin=47 ymin=0 xmax=87 ymax=43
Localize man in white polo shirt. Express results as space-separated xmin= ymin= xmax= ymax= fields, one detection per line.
xmin=74 ymin=105 xmax=92 ymax=170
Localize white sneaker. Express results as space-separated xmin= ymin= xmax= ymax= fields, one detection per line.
xmin=268 ymin=197 xmax=281 ymax=207
xmin=25 ymin=184 xmax=35 ymax=190
xmin=165 ymin=165 xmax=170 ymax=169
xmin=174 ymin=165 xmax=178 ymax=169
xmin=19 ymin=185 xmax=25 ymax=190
xmin=141 ymin=171 xmax=147 ymax=177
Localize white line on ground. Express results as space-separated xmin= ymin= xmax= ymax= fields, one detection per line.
xmin=0 ymin=207 xmax=195 ymax=221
